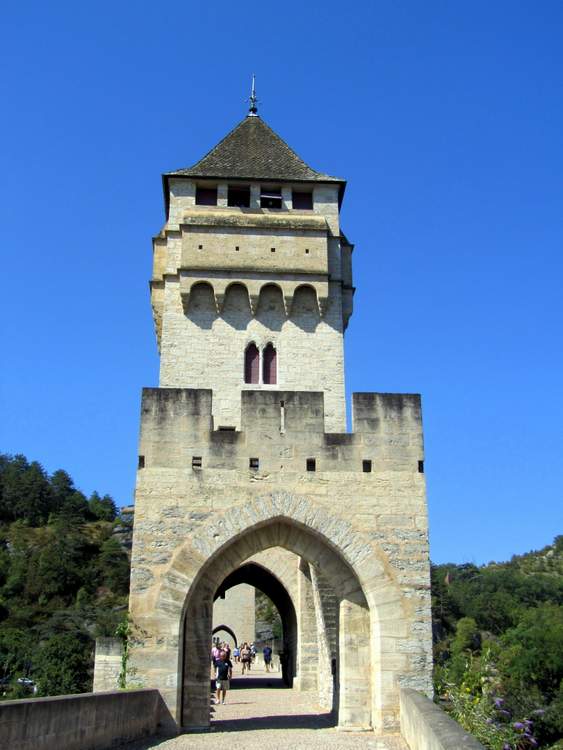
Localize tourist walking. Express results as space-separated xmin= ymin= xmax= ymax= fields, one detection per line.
xmin=214 ymin=651 xmax=232 ymax=705
xmin=263 ymin=644 xmax=272 ymax=672
xmin=241 ymin=642 xmax=252 ymax=674
xmin=211 ymin=643 xmax=221 ymax=667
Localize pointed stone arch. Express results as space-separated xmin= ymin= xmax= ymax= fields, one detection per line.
xmin=130 ymin=492 xmax=415 ymax=734
xmin=212 ymin=624 xmax=238 ymax=648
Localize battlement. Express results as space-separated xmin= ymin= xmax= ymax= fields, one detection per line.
xmin=138 ymin=388 xmax=424 ymax=475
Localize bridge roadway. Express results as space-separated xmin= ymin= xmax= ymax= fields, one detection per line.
xmin=114 ymin=665 xmax=408 ymax=750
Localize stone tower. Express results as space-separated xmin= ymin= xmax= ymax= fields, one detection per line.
xmin=121 ymin=98 xmax=433 ymax=735
xmin=151 ymin=112 xmax=352 ymax=432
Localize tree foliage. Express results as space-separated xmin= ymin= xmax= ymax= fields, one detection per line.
xmin=0 ymin=453 xmax=130 ymax=699
xmin=433 ymin=538 xmax=563 ymax=749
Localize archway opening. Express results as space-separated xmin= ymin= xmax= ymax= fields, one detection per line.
xmin=180 ymin=519 xmax=372 ymax=732
xmin=212 ymin=625 xmax=238 ymax=649
xmin=213 ymin=561 xmax=298 ymax=688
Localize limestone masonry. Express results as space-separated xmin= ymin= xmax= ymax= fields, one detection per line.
xmin=94 ymin=106 xmax=433 ymax=734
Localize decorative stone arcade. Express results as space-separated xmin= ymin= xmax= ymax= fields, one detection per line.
xmin=113 ymin=99 xmax=433 ymax=734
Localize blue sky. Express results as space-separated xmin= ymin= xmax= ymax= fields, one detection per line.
xmin=1 ymin=1 xmax=561 ymax=564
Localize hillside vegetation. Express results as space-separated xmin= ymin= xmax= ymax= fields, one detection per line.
xmin=432 ymin=539 xmax=563 ymax=749
xmin=0 ymin=454 xmax=130 ymax=698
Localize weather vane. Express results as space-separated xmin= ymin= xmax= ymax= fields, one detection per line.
xmin=248 ymin=74 xmax=258 ymax=116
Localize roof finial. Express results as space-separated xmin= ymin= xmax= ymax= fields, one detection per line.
xmin=248 ymin=74 xmax=258 ymax=116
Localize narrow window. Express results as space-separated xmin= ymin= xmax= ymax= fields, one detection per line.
xmin=218 ymin=426 xmax=236 ymax=431
xmin=138 ymin=455 xmax=145 ymax=469
xmin=244 ymin=343 xmax=259 ymax=384
xmin=263 ymin=343 xmax=277 ymax=385
xmin=280 ymin=400 xmax=285 ymax=433
xmin=260 ymin=186 xmax=282 ymax=209
xmin=192 ymin=456 xmax=202 ymax=469
xmin=362 ymin=460 xmax=372 ymax=473
xmin=228 ymin=185 xmax=250 ymax=207
xmin=195 ymin=186 xmax=218 ymax=206
xmin=249 ymin=457 xmax=259 ymax=471
xmin=306 ymin=458 xmax=316 ymax=472
xmin=292 ymin=190 xmax=313 ymax=209
xmin=418 ymin=460 xmax=424 ymax=474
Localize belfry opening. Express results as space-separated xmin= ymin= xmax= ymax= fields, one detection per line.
xmin=93 ymin=96 xmax=433 ymax=735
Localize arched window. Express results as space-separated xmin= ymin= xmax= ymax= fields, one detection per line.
xmin=263 ymin=343 xmax=277 ymax=385
xmin=244 ymin=343 xmax=259 ymax=384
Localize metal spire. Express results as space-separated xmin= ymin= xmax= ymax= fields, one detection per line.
xmin=248 ymin=74 xmax=258 ymax=116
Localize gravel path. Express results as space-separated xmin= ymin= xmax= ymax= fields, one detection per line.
xmin=116 ymin=667 xmax=408 ymax=750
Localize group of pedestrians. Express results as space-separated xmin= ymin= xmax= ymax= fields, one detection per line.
xmin=210 ymin=640 xmax=275 ymax=704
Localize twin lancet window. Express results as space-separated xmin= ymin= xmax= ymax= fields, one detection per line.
xmin=244 ymin=343 xmax=277 ymax=385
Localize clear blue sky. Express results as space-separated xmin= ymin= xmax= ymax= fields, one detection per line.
xmin=1 ymin=2 xmax=561 ymax=565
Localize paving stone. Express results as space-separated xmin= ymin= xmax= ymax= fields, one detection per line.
xmin=113 ymin=669 xmax=408 ymax=750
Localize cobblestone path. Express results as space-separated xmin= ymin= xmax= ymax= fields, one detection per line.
xmin=117 ymin=666 xmax=408 ymax=750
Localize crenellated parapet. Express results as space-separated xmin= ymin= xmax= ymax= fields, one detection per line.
xmin=137 ymin=388 xmax=424 ymax=476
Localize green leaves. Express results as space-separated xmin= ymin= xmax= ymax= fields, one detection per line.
xmin=35 ymin=633 xmax=92 ymax=696
xmin=432 ymin=538 xmax=563 ymax=748
xmin=0 ymin=453 xmax=129 ymax=699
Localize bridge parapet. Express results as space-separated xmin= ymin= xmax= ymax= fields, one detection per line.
xmin=0 ymin=688 xmax=174 ymax=750
xmin=400 ymin=688 xmax=486 ymax=750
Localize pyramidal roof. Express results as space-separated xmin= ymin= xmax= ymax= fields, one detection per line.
xmin=165 ymin=116 xmax=344 ymax=185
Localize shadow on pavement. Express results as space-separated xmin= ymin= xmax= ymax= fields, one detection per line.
xmin=211 ymin=712 xmax=336 ymax=732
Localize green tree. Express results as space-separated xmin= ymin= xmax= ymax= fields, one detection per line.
xmin=500 ymin=603 xmax=563 ymax=697
xmin=97 ymin=537 xmax=130 ymax=594
xmin=0 ymin=455 xmax=53 ymax=524
xmin=50 ymin=469 xmax=89 ymax=520
xmin=451 ymin=617 xmax=481 ymax=656
xmin=0 ymin=627 xmax=32 ymax=678
xmin=29 ymin=517 xmax=90 ymax=602
xmin=88 ymin=492 xmax=117 ymax=522
xmin=34 ymin=633 xmax=91 ymax=696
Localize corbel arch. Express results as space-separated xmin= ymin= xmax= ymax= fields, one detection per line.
xmin=291 ymin=283 xmax=322 ymax=317
xmin=222 ymin=282 xmax=252 ymax=315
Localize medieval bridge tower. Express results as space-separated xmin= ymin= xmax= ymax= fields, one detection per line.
xmin=119 ymin=95 xmax=432 ymax=733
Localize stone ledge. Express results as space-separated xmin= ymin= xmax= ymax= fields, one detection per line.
xmin=400 ymin=688 xmax=485 ymax=750
xmin=0 ymin=689 xmax=175 ymax=750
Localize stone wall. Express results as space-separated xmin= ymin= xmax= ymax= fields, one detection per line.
xmin=400 ymin=688 xmax=486 ymax=750
xmin=92 ymin=637 xmax=122 ymax=692
xmin=158 ymin=277 xmax=346 ymax=431
xmin=0 ymin=689 xmax=173 ymax=750
xmin=212 ymin=582 xmax=255 ymax=646
xmin=128 ymin=388 xmax=432 ymax=731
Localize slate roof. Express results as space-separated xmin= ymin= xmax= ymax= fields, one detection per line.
xmin=165 ymin=116 xmax=345 ymax=185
